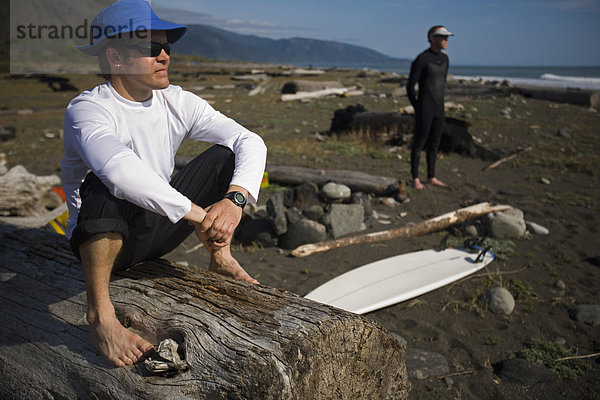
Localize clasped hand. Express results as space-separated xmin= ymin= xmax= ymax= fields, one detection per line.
xmin=191 ymin=199 xmax=242 ymax=251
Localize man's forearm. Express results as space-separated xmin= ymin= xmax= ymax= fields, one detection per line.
xmin=183 ymin=203 xmax=208 ymax=225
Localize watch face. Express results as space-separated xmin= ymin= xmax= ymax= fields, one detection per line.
xmin=234 ymin=192 xmax=246 ymax=204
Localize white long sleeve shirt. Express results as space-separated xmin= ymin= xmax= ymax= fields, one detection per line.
xmin=61 ymin=82 xmax=267 ymax=239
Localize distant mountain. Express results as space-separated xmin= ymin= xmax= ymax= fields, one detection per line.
xmin=174 ymin=24 xmax=410 ymax=68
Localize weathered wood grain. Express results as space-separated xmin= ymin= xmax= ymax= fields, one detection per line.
xmin=0 ymin=223 xmax=409 ymax=399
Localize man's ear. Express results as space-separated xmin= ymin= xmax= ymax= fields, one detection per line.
xmin=105 ymin=47 xmax=123 ymax=69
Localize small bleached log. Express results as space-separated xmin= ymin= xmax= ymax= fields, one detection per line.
xmin=281 ymin=87 xmax=361 ymax=102
xmin=291 ymin=202 xmax=511 ymax=257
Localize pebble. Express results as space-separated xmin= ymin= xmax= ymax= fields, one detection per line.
xmin=405 ymin=348 xmax=449 ymax=380
xmin=568 ymin=304 xmax=600 ymax=326
xmin=443 ymin=377 xmax=454 ymax=386
xmin=381 ymin=197 xmax=399 ymax=207
xmin=554 ymin=280 xmax=566 ymax=290
xmin=525 ymin=220 xmax=550 ymax=235
xmin=484 ymin=286 xmax=515 ymax=315
xmin=556 ymin=128 xmax=570 ymax=138
xmin=321 ymin=182 xmax=351 ymax=201
xmin=540 ymin=177 xmax=551 ymax=185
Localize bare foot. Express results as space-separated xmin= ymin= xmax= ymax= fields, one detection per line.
xmin=412 ymin=178 xmax=426 ymax=190
xmin=428 ymin=177 xmax=448 ymax=187
xmin=209 ymin=249 xmax=259 ymax=284
xmin=89 ymin=313 xmax=154 ymax=367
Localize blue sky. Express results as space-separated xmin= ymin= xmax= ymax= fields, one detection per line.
xmin=152 ymin=0 xmax=599 ymax=66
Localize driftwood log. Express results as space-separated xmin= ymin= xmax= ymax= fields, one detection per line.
xmin=281 ymin=80 xmax=345 ymax=94
xmin=0 ymin=223 xmax=409 ymax=400
xmin=281 ymin=87 xmax=362 ymax=102
xmin=0 ymin=165 xmax=61 ymax=217
xmin=291 ymin=202 xmax=510 ymax=257
xmin=516 ymin=85 xmax=598 ymax=107
xmin=266 ymin=165 xmax=398 ymax=196
xmin=328 ymin=107 xmax=500 ymax=161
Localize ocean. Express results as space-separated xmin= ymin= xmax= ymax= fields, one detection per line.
xmin=448 ymin=66 xmax=600 ymax=91
xmin=370 ymin=65 xmax=600 ymax=91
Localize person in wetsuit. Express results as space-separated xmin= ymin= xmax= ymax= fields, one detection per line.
xmin=406 ymin=25 xmax=454 ymax=190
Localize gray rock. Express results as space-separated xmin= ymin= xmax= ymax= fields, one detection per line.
xmin=321 ymin=203 xmax=365 ymax=238
xmin=321 ymin=182 xmax=351 ymax=201
xmin=484 ymin=286 xmax=515 ymax=315
xmin=496 ymin=358 xmax=554 ymax=384
xmin=351 ymin=192 xmax=372 ymax=217
xmin=266 ymin=193 xmax=287 ymax=235
xmin=405 ymin=348 xmax=449 ymax=380
xmin=279 ymin=219 xmax=328 ymax=249
xmin=302 ymin=204 xmax=324 ymax=221
xmin=568 ymin=304 xmax=600 ymax=326
xmin=237 ymin=218 xmax=278 ymax=247
xmin=525 ymin=220 xmax=549 ymax=235
xmin=463 ymin=223 xmax=479 ymax=237
xmin=291 ymin=182 xmax=320 ymax=208
xmin=285 ymin=208 xmax=303 ymax=225
xmin=556 ymin=128 xmax=570 ymax=138
xmin=484 ymin=207 xmax=526 ymax=239
xmin=463 ymin=221 xmax=486 ymax=237
xmin=554 ymin=280 xmax=566 ymax=290
xmin=540 ymin=177 xmax=551 ymax=185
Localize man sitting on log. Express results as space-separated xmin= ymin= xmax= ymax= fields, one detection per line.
xmin=61 ymin=0 xmax=267 ymax=367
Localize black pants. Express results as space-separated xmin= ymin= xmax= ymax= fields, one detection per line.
xmin=410 ymin=109 xmax=445 ymax=180
xmin=70 ymin=145 xmax=235 ymax=270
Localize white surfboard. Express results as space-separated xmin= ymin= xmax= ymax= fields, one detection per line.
xmin=304 ymin=247 xmax=494 ymax=314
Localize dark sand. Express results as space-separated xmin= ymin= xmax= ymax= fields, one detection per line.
xmin=1 ymin=63 xmax=599 ymax=398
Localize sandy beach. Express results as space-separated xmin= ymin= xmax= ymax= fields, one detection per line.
xmin=1 ymin=60 xmax=599 ymax=399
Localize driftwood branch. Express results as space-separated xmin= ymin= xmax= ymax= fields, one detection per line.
xmin=483 ymin=146 xmax=532 ymax=172
xmin=291 ymin=202 xmax=510 ymax=257
xmin=554 ymin=352 xmax=600 ymax=362
xmin=0 ymin=223 xmax=409 ymax=399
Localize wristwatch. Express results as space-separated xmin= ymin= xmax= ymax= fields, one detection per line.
xmin=224 ymin=191 xmax=247 ymax=209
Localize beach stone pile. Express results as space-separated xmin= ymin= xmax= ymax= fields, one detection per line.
xmin=237 ymin=182 xmax=371 ymax=249
xmin=463 ymin=207 xmax=549 ymax=239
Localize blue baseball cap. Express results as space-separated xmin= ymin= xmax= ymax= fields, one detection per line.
xmin=78 ymin=0 xmax=187 ymax=56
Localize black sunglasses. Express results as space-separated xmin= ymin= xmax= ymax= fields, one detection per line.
xmin=125 ymin=41 xmax=171 ymax=57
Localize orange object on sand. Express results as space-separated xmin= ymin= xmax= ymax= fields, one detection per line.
xmin=51 ymin=186 xmax=66 ymax=202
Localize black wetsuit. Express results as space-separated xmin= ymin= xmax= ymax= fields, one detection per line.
xmin=406 ymin=48 xmax=449 ymax=180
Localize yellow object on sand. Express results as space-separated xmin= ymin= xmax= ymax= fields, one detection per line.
xmin=48 ymin=209 xmax=69 ymax=235
xmin=261 ymin=171 xmax=269 ymax=188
